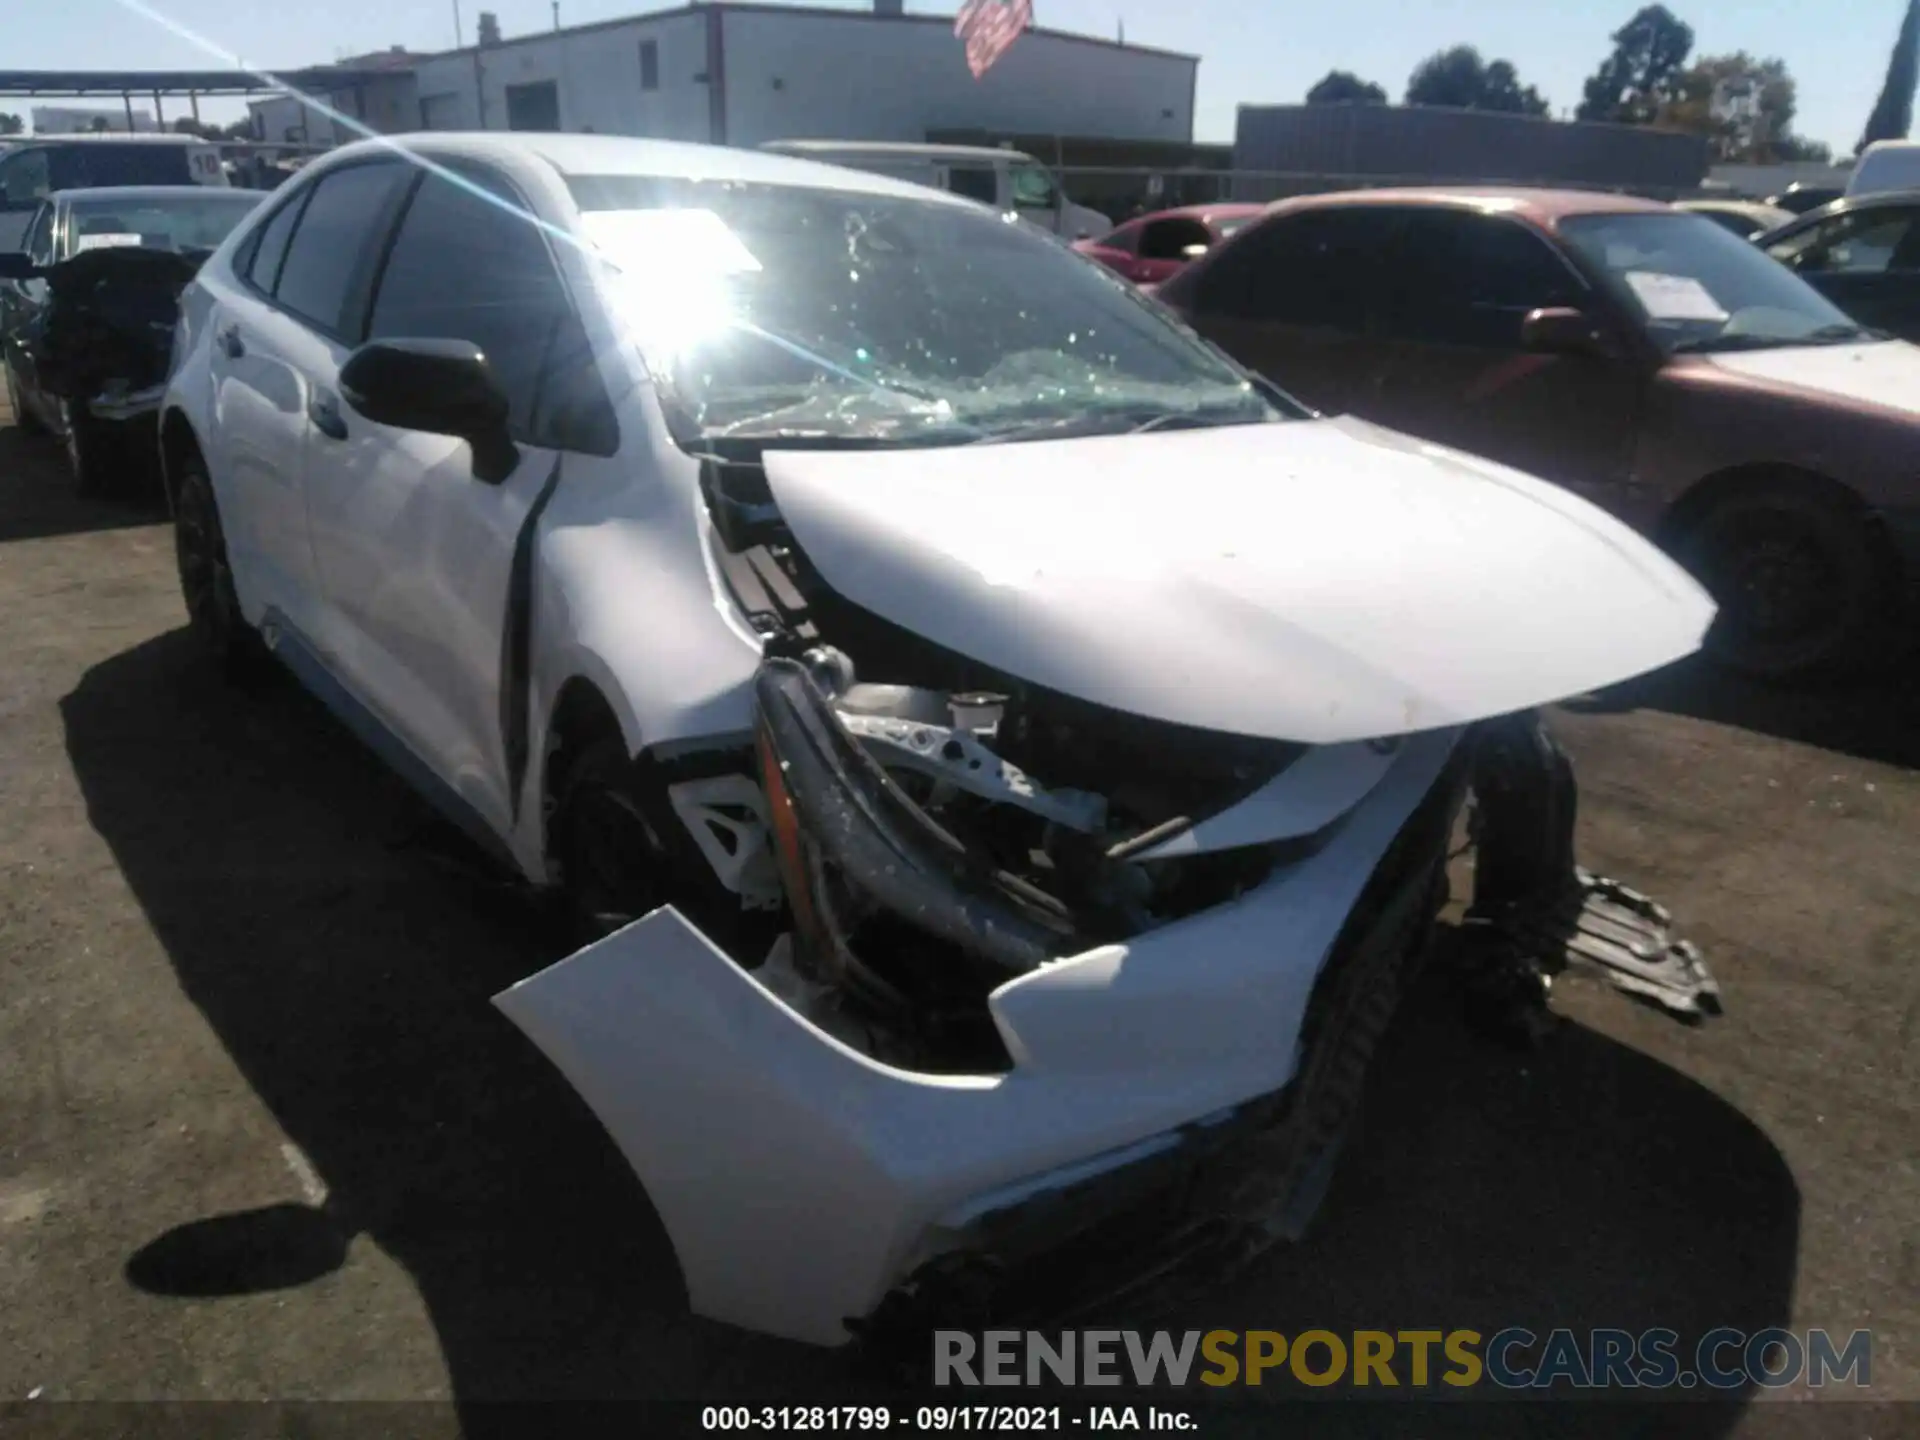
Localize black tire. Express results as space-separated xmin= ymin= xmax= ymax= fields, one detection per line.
xmin=1675 ymin=476 xmax=1895 ymax=682
xmin=4 ymin=352 xmax=47 ymax=435
xmin=61 ymin=400 xmax=124 ymax=500
xmin=550 ymin=733 xmax=664 ymax=948
xmin=172 ymin=453 xmax=269 ymax=682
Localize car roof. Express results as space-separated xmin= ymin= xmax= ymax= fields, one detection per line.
xmin=17 ymin=133 xmax=212 ymax=146
xmin=760 ymin=139 xmax=1036 ymax=164
xmin=53 ymin=185 xmax=266 ymax=204
xmin=1759 ymin=186 xmax=1920 ymax=234
xmin=317 ymin=132 xmax=981 ymax=210
xmin=1124 ymin=203 xmax=1267 ymax=226
xmin=1269 ymin=185 xmax=1674 ymax=225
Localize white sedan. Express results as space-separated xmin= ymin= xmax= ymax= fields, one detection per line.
xmin=158 ymin=132 xmax=1720 ymax=1349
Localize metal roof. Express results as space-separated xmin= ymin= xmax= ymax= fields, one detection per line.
xmin=0 ymin=69 xmax=407 ymax=97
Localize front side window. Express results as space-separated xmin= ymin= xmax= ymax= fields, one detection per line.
xmin=571 ymin=173 xmax=1290 ymax=446
xmin=1561 ymin=211 xmax=1869 ymax=354
xmin=271 ymin=162 xmax=410 ymax=335
xmin=1769 ymin=208 xmax=1920 ymax=275
xmin=1009 ymin=163 xmax=1058 ymax=210
xmin=1384 ymin=211 xmax=1585 ymax=349
xmin=367 ymin=167 xmax=610 ymax=449
xmin=1193 ymin=207 xmax=1391 ymax=330
xmin=0 ymin=149 xmax=50 ymax=207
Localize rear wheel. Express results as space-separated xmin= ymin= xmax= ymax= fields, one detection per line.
xmin=1676 ymin=476 xmax=1894 ymax=681
xmin=61 ymin=400 xmax=124 ymax=500
xmin=550 ymin=733 xmax=665 ymax=948
xmin=173 ymin=453 xmax=268 ymax=681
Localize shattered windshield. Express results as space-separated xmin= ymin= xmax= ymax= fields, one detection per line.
xmin=567 ymin=174 xmax=1288 ymax=445
xmin=1558 ymin=211 xmax=1875 ymax=355
xmin=62 ymin=192 xmax=265 ymax=260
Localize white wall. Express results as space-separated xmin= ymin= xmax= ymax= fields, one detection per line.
xmin=414 ymin=13 xmax=713 ymax=142
xmin=720 ymin=10 xmax=1193 ymax=148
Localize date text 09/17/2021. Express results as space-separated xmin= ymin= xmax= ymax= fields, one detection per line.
xmin=701 ymin=1405 xmax=1194 ymax=1431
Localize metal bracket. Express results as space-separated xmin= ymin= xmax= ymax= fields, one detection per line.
xmin=836 ymin=710 xmax=1107 ymax=832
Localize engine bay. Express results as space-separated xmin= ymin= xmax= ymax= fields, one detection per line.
xmin=679 ymin=450 xmax=1324 ymax=1069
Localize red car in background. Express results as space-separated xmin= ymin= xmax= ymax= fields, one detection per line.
xmin=1073 ymin=203 xmax=1267 ymax=285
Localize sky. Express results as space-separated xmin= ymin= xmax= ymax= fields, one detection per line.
xmin=1 ymin=0 xmax=1898 ymax=156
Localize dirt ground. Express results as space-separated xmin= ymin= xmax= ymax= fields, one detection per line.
xmin=0 ymin=379 xmax=1914 ymax=1435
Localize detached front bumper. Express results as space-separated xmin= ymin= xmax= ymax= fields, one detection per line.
xmin=493 ymin=717 xmax=1464 ymax=1348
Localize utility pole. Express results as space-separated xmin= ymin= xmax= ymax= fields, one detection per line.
xmin=452 ymin=0 xmax=464 ymax=47
xmin=552 ymin=2 xmax=561 ymax=29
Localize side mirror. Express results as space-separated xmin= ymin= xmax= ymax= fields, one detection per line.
xmin=0 ymin=251 xmax=36 ymax=280
xmin=338 ymin=337 xmax=520 ymax=484
xmin=1521 ymin=306 xmax=1619 ymax=359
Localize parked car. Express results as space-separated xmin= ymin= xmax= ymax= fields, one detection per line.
xmin=1073 ymin=202 xmax=1267 ymax=285
xmin=158 ymin=134 xmax=1717 ymax=1349
xmin=1846 ymin=140 xmax=1920 ymax=198
xmin=1755 ymin=189 xmax=1920 ymax=343
xmin=1152 ymin=187 xmax=1920 ymax=680
xmin=0 ymin=134 xmax=229 ymax=249
xmin=1767 ymin=181 xmax=1847 ymax=214
xmin=1675 ymin=198 xmax=1793 ymax=239
xmin=758 ymin=140 xmax=1109 ymax=239
xmin=0 ymin=185 xmax=267 ymax=494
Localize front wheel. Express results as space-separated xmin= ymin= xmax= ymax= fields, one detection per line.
xmin=550 ymin=734 xmax=665 ymax=948
xmin=4 ymin=352 xmax=46 ymax=435
xmin=173 ymin=455 xmax=268 ymax=681
xmin=1677 ymin=478 xmax=1895 ymax=682
xmin=61 ymin=400 xmax=126 ymax=500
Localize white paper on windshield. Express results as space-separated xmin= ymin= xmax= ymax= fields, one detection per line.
xmin=1624 ymin=271 xmax=1728 ymax=321
xmin=579 ymin=209 xmax=761 ymax=276
xmin=74 ymin=233 xmax=144 ymax=253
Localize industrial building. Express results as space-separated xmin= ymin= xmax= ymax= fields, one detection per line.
xmin=245 ymin=1 xmax=1197 ymax=152
xmin=1231 ymin=103 xmax=1710 ymax=199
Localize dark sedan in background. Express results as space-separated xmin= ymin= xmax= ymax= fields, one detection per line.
xmin=0 ymin=185 xmax=265 ymax=495
xmin=1757 ymin=189 xmax=1920 ymax=343
xmin=1152 ymin=187 xmax=1920 ymax=681
xmin=1074 ymin=203 xmax=1266 ymax=285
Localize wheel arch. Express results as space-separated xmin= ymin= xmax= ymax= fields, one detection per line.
xmin=1656 ymin=462 xmax=1876 ymax=547
xmin=539 ymin=673 xmax=637 ymax=868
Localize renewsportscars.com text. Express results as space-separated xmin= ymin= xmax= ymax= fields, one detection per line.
xmin=933 ymin=1328 xmax=1873 ymax=1390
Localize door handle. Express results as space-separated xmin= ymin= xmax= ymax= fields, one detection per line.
xmin=216 ymin=324 xmax=244 ymax=358
xmin=308 ymin=391 xmax=349 ymax=440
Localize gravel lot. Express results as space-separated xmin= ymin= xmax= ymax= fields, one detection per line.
xmin=0 ymin=378 xmax=1914 ymax=1433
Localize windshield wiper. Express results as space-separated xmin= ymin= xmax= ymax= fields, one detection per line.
xmin=1671 ymin=321 xmax=1878 ymax=355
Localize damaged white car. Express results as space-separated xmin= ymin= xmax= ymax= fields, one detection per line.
xmin=158 ymin=134 xmax=1722 ymax=1350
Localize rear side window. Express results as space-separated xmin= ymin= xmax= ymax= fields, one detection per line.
xmin=244 ymin=192 xmax=306 ymax=292
xmin=54 ymin=144 xmax=192 ymax=188
xmin=271 ymin=162 xmax=411 ymax=336
xmin=365 ymin=167 xmax=614 ymax=452
xmin=946 ymin=165 xmax=998 ymax=206
xmin=1194 ymin=207 xmax=1392 ymax=329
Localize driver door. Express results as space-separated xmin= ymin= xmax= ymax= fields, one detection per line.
xmin=301 ymin=161 xmax=614 ymax=837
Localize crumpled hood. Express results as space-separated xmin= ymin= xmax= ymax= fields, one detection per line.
xmin=761 ymin=416 xmax=1715 ymax=744
xmin=1705 ymin=339 xmax=1920 ymax=419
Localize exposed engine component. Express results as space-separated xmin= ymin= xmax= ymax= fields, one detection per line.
xmin=836 ymin=709 xmax=1108 ymax=833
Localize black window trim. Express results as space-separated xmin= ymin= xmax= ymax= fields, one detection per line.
xmin=232 ymin=156 xmax=415 ymax=345
xmin=356 ymin=155 xmax=620 ymax=457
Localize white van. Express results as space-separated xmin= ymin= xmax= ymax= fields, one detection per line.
xmin=759 ymin=140 xmax=1111 ymax=239
xmin=0 ymin=135 xmax=228 ymax=249
xmin=1846 ymin=140 xmax=1920 ymax=197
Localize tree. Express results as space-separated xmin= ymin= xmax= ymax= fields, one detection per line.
xmin=1860 ymin=0 xmax=1919 ymax=150
xmin=1576 ymin=5 xmax=1694 ymax=123
xmin=1405 ymin=46 xmax=1549 ymax=115
xmin=1306 ymin=70 xmax=1387 ymax=105
xmin=1661 ymin=53 xmax=1811 ymax=162
xmin=0 ymin=112 xmax=22 ymax=136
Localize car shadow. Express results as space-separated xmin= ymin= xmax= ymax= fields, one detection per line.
xmin=1567 ymin=652 xmax=1920 ymax=772
xmin=0 ymin=423 xmax=166 ymax=543
xmin=63 ymin=631 xmax=1798 ymax=1428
